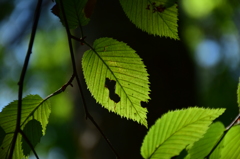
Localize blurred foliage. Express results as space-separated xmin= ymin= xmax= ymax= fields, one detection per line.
xmin=181 ymin=0 xmax=240 ymax=125
xmin=0 ymin=0 xmax=239 ymax=158
xmin=0 ymin=1 xmax=77 ymax=158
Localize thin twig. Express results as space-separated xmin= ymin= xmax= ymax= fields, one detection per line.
xmin=44 ymin=73 xmax=75 ymax=100
xmin=59 ymin=0 xmax=120 ymax=158
xmin=58 ymin=0 xmax=88 ymax=118
xmin=225 ymin=113 xmax=240 ymax=130
xmin=19 ymin=129 xmax=39 ymax=159
xmin=20 ymin=74 xmax=75 ymax=128
xmin=87 ymin=114 xmax=120 ymax=158
xmin=9 ymin=0 xmax=42 ymax=159
xmin=205 ymin=113 xmax=240 ymax=158
xmin=9 ymin=74 xmax=74 ymax=158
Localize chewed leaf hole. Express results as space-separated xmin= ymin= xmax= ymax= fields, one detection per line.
xmin=105 ymin=78 xmax=120 ymax=103
xmin=141 ymin=101 xmax=148 ymax=108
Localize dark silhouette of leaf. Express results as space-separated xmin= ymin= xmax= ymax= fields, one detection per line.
xmin=22 ymin=119 xmax=43 ymax=156
xmin=53 ymin=0 xmax=90 ymax=29
xmin=0 ymin=95 xmax=51 ymax=159
xmin=84 ymin=0 xmax=97 ymax=18
xmin=0 ymin=126 xmax=6 ymax=148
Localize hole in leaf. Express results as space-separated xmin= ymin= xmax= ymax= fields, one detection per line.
xmin=141 ymin=101 xmax=148 ymax=108
xmin=105 ymin=78 xmax=120 ymax=103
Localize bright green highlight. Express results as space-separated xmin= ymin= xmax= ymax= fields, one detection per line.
xmin=182 ymin=0 xmax=223 ymax=18
xmin=218 ymin=125 xmax=240 ymax=159
xmin=55 ymin=0 xmax=89 ymax=29
xmin=50 ymin=94 xmax=74 ymax=123
xmin=185 ymin=122 xmax=225 ymax=159
xmin=82 ymin=37 xmax=150 ymax=127
xmin=119 ymin=0 xmax=179 ymax=39
xmin=0 ymin=95 xmax=51 ymax=159
xmin=140 ymin=107 xmax=225 ymax=159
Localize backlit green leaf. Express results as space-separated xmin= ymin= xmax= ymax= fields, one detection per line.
xmin=119 ymin=0 xmax=179 ymax=39
xmin=53 ymin=0 xmax=89 ymax=29
xmin=185 ymin=122 xmax=225 ymax=159
xmin=0 ymin=95 xmax=51 ymax=159
xmin=209 ymin=140 xmax=223 ymax=159
xmin=219 ymin=125 xmax=240 ymax=159
xmin=141 ymin=107 xmax=225 ymax=159
xmin=82 ymin=37 xmax=150 ymax=127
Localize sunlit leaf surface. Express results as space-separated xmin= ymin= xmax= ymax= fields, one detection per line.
xmin=219 ymin=125 xmax=240 ymax=159
xmin=82 ymin=37 xmax=150 ymax=127
xmin=141 ymin=107 xmax=225 ymax=159
xmin=185 ymin=122 xmax=225 ymax=159
xmin=119 ymin=0 xmax=179 ymax=39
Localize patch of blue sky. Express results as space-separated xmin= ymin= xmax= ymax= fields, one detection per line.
xmin=221 ymin=34 xmax=240 ymax=70
xmin=0 ymin=0 xmax=32 ymax=46
xmin=195 ymin=39 xmax=221 ymax=68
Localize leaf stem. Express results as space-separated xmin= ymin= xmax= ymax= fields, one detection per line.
xmin=19 ymin=129 xmax=39 ymax=159
xmin=58 ymin=0 xmax=88 ymax=117
xmin=9 ymin=0 xmax=42 ymax=158
xmin=59 ymin=0 xmax=120 ymax=158
xmin=225 ymin=113 xmax=240 ymax=130
xmin=20 ymin=74 xmax=75 ymax=128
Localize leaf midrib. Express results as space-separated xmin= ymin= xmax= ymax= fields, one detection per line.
xmin=90 ymin=40 xmax=147 ymax=124
xmin=147 ymin=0 xmax=178 ymax=38
xmin=148 ymin=113 xmax=218 ymax=158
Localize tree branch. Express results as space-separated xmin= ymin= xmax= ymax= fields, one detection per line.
xmin=58 ymin=0 xmax=120 ymax=158
xmin=9 ymin=0 xmax=42 ymax=158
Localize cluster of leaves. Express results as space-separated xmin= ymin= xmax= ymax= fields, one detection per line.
xmin=0 ymin=0 xmax=240 ymax=159
xmin=0 ymin=95 xmax=50 ymax=158
xmin=140 ymin=80 xmax=240 ymax=159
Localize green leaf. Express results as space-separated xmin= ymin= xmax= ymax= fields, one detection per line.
xmin=119 ymin=0 xmax=179 ymax=39
xmin=218 ymin=125 xmax=240 ymax=159
xmin=209 ymin=140 xmax=223 ymax=159
xmin=0 ymin=95 xmax=51 ymax=159
xmin=164 ymin=0 xmax=178 ymax=8
xmin=140 ymin=107 xmax=225 ymax=159
xmin=53 ymin=0 xmax=89 ymax=29
xmin=185 ymin=122 xmax=225 ymax=159
xmin=22 ymin=119 xmax=43 ymax=156
xmin=0 ymin=126 xmax=6 ymax=147
xmin=82 ymin=37 xmax=150 ymax=127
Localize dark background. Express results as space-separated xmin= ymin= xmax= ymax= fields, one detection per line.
xmin=0 ymin=0 xmax=239 ymax=159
